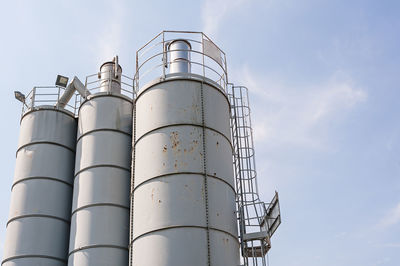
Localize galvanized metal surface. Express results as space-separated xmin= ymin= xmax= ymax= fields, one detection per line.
xmin=168 ymin=40 xmax=191 ymax=74
xmin=131 ymin=78 xmax=239 ymax=266
xmin=57 ymin=77 xmax=91 ymax=109
xmin=21 ymin=87 xmax=80 ymax=116
xmin=3 ymin=108 xmax=77 ymax=266
xmin=68 ymin=93 xmax=132 ymax=266
xmin=99 ymin=61 xmax=123 ymax=94
xmin=135 ymin=31 xmax=228 ymax=92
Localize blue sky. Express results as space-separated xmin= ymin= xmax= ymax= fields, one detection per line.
xmin=0 ymin=0 xmax=399 ymax=265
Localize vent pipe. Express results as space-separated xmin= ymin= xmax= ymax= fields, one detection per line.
xmin=168 ymin=39 xmax=191 ymax=74
xmin=56 ymin=76 xmax=90 ymax=109
xmin=99 ymin=56 xmax=122 ymax=94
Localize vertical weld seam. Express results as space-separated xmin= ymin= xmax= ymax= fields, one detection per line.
xmin=200 ymin=81 xmax=211 ymax=266
xmin=129 ymin=103 xmax=136 ymax=266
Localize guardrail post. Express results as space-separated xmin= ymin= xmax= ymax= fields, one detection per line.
xmin=31 ymin=87 xmax=36 ymax=108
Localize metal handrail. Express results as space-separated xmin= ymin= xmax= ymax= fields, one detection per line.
xmin=76 ymin=70 xmax=134 ymax=107
xmin=135 ymin=30 xmax=228 ymax=93
xmin=137 ymin=49 xmax=226 ymax=81
xmin=20 ymin=86 xmax=78 ymax=117
xmin=229 ymin=84 xmax=276 ymax=266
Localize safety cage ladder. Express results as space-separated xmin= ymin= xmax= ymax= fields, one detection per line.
xmin=227 ymin=84 xmax=281 ymax=266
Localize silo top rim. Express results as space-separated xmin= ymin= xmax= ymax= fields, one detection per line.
xmin=100 ymin=61 xmax=123 ymax=72
xmin=167 ymin=39 xmax=192 ymax=50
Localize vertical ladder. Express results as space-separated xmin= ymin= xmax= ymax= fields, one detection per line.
xmin=228 ymin=84 xmax=281 ymax=266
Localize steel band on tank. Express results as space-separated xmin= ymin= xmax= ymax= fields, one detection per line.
xmin=134 ymin=76 xmax=230 ymax=107
xmin=68 ymin=244 xmax=129 ymax=257
xmin=11 ymin=176 xmax=73 ymax=190
xmin=16 ymin=141 xmax=75 ymax=155
xmin=132 ymin=172 xmax=236 ymax=194
xmin=2 ymin=254 xmax=68 ymax=265
xmin=74 ymin=165 xmax=131 ymax=179
xmin=7 ymin=214 xmax=70 ymax=227
xmin=134 ymin=123 xmax=232 ymax=150
xmin=71 ymin=203 xmax=130 ymax=216
xmin=78 ymin=93 xmax=132 ymax=113
xmin=76 ymin=128 xmax=132 ymax=143
xmin=130 ymin=225 xmax=240 ymax=245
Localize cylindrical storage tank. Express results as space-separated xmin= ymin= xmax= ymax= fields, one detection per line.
xmin=168 ymin=40 xmax=191 ymax=74
xmin=131 ymin=75 xmax=239 ymax=266
xmin=68 ymin=63 xmax=132 ymax=266
xmin=99 ymin=61 xmax=122 ymax=94
xmin=2 ymin=107 xmax=77 ymax=266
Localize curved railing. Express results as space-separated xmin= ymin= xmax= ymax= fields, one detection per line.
xmin=229 ymin=85 xmax=281 ymax=266
xmin=84 ymin=71 xmax=134 ymax=97
xmin=19 ymin=70 xmax=134 ymax=117
xmin=20 ymin=86 xmax=79 ymax=116
xmin=135 ymin=31 xmax=228 ymax=93
xmin=229 ymin=85 xmax=260 ymax=205
xmin=75 ymin=70 xmax=134 ymax=108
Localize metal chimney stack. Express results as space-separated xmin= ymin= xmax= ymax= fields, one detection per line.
xmin=168 ymin=39 xmax=191 ymax=74
xmin=99 ymin=56 xmax=123 ymax=93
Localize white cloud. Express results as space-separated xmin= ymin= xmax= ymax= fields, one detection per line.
xmin=378 ymin=202 xmax=400 ymax=229
xmin=201 ymin=0 xmax=250 ymax=37
xmin=232 ymin=65 xmax=367 ymax=149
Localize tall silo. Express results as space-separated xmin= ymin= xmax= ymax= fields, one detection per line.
xmin=131 ymin=32 xmax=239 ymax=266
xmin=3 ymin=89 xmax=77 ymax=265
xmin=68 ymin=59 xmax=133 ymax=265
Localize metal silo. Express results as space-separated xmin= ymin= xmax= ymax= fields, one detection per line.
xmin=3 ymin=88 xmax=77 ymax=265
xmin=131 ymin=31 xmax=239 ymax=266
xmin=68 ymin=57 xmax=133 ymax=266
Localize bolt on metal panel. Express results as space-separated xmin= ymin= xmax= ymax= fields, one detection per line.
xmin=69 ymin=93 xmax=132 ymax=266
xmin=3 ymin=108 xmax=77 ymax=266
xmin=131 ymin=78 xmax=239 ymax=266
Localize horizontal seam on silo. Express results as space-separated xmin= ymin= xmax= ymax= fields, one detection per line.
xmin=130 ymin=225 xmax=239 ymax=244
xmin=134 ymin=78 xmax=230 ymax=106
xmin=68 ymin=244 xmax=128 ymax=257
xmin=1 ymin=254 xmax=67 ymax=265
xmin=20 ymin=107 xmax=76 ymax=121
xmin=6 ymin=214 xmax=70 ymax=227
xmin=76 ymin=128 xmax=132 ymax=142
xmin=132 ymin=172 xmax=236 ymax=194
xmin=78 ymin=94 xmax=133 ymax=113
xmin=71 ymin=203 xmax=130 ymax=216
xmin=12 ymin=176 xmax=73 ymax=190
xmin=134 ymin=123 xmax=232 ymax=150
xmin=16 ymin=141 xmax=75 ymax=154
xmin=74 ymin=165 xmax=131 ymax=178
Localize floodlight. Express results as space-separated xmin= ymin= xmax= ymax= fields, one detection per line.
xmin=14 ymin=91 xmax=25 ymax=103
xmin=55 ymin=75 xmax=69 ymax=88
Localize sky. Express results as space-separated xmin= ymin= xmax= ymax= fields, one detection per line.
xmin=0 ymin=0 xmax=399 ymax=265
